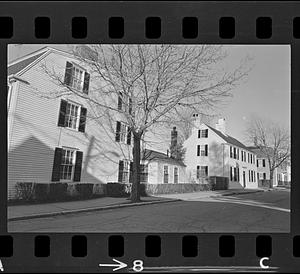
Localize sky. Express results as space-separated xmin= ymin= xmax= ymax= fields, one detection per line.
xmin=8 ymin=44 xmax=290 ymax=147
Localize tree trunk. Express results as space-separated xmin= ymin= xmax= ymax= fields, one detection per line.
xmin=130 ymin=132 xmax=142 ymax=202
xmin=269 ymin=169 xmax=274 ymax=189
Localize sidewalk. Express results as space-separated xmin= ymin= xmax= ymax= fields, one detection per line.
xmin=8 ymin=188 xmax=268 ymax=221
xmin=8 ymin=196 xmax=179 ymax=221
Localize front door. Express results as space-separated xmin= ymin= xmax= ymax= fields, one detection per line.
xmin=243 ymin=171 xmax=246 ymax=188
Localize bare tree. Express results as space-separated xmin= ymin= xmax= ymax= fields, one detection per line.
xmin=246 ymin=116 xmax=290 ymax=188
xmin=42 ymin=44 xmax=250 ymax=202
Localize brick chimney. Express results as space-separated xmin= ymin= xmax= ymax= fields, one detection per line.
xmin=215 ymin=118 xmax=226 ymax=135
xmin=170 ymin=127 xmax=178 ymax=158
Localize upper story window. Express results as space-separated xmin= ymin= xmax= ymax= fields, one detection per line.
xmin=198 ymin=129 xmax=208 ymax=138
xmin=57 ymin=99 xmax=87 ymax=133
xmin=115 ymin=121 xmax=132 ymax=145
xmin=118 ymin=92 xmax=132 ymax=114
xmin=262 ymin=159 xmax=266 ymax=167
xmin=64 ymin=61 xmax=90 ymax=94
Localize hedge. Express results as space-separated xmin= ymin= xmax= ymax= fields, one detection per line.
xmin=209 ymin=176 xmax=229 ymax=191
xmin=142 ymin=183 xmax=211 ymax=195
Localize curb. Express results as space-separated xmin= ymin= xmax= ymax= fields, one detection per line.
xmin=220 ymin=189 xmax=265 ymax=196
xmin=8 ymin=199 xmax=181 ymax=222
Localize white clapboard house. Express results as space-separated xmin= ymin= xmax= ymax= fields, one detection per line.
xmin=184 ymin=116 xmax=259 ymax=189
xmin=7 ymin=46 xmax=136 ymax=199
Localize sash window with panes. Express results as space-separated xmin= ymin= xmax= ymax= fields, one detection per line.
xmin=60 ymin=148 xmax=75 ymax=181
xmin=65 ymin=102 xmax=80 ymax=130
xmin=198 ymin=129 xmax=208 ymax=138
xmin=140 ymin=164 xmax=148 ymax=183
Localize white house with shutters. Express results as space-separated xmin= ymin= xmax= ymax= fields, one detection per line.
xmin=183 ymin=115 xmax=258 ymax=189
xmin=7 ymin=46 xmax=137 ymax=199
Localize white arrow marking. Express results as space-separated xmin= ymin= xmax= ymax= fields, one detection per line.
xmin=99 ymin=258 xmax=127 ymax=272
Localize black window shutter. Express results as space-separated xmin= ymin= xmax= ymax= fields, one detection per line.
xmin=57 ymin=99 xmax=67 ymax=127
xmin=78 ymin=107 xmax=87 ymax=132
xmin=205 ymin=145 xmax=208 ymax=156
xmin=197 ymin=145 xmax=200 ymax=156
xmin=64 ymin=61 xmax=73 ymax=86
xmin=83 ymin=72 xmax=90 ymax=94
xmin=198 ymin=130 xmax=201 ymax=138
xmin=206 ymin=129 xmax=208 ymax=137
xmin=51 ymin=147 xmax=63 ymax=181
xmin=117 ymin=93 xmax=122 ymax=110
xmin=129 ymin=162 xmax=133 ymax=183
xmin=73 ymin=151 xmax=83 ymax=182
xmin=118 ymin=160 xmax=124 ymax=183
xmin=115 ymin=121 xmax=121 ymax=142
xmin=127 ymin=127 xmax=131 ymax=145
xmin=205 ymin=166 xmax=208 ymax=176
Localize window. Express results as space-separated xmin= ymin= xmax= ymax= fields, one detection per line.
xmin=163 ymin=166 xmax=169 ymax=183
xmin=115 ymin=121 xmax=131 ymax=145
xmin=117 ymin=92 xmax=132 ymax=114
xmin=230 ymin=167 xmax=238 ymax=181
xmin=140 ymin=164 xmax=148 ymax=183
xmin=262 ymin=159 xmax=266 ymax=167
xmin=198 ymin=129 xmax=208 ymax=138
xmin=57 ymin=100 xmax=87 ymax=132
xmin=174 ymin=167 xmax=179 ymax=183
xmin=63 ymin=61 xmax=90 ymax=94
xmin=65 ymin=102 xmax=80 ymax=130
xmin=72 ymin=66 xmax=84 ymax=90
xmin=197 ymin=166 xmax=208 ymax=178
xmin=60 ymin=148 xmax=75 ymax=181
xmin=118 ymin=160 xmax=131 ymax=183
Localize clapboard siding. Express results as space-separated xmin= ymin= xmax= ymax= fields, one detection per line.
xmin=8 ymin=51 xmax=132 ymax=199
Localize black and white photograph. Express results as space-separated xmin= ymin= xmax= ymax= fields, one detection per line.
xmin=7 ymin=44 xmax=290 ymax=232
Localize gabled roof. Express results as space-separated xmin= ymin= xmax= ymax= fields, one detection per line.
xmin=247 ymin=146 xmax=274 ymax=158
xmin=206 ymin=124 xmax=248 ymax=149
xmin=142 ymin=149 xmax=186 ymax=167
xmin=8 ymin=50 xmax=47 ymax=76
xmin=8 ymin=46 xmax=75 ymax=77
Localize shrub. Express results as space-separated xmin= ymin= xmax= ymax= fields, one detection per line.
xmin=15 ymin=182 xmax=35 ymax=201
xmin=106 ymin=183 xmax=130 ymax=197
xmin=75 ymin=183 xmax=94 ymax=198
xmin=209 ymin=176 xmax=229 ymax=190
xmin=34 ymin=183 xmax=49 ymax=201
xmin=143 ymin=183 xmax=211 ymax=195
xmin=48 ymin=183 xmax=68 ymax=201
xmin=93 ymin=184 xmax=107 ymax=196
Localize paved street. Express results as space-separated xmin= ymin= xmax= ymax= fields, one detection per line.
xmin=8 ymin=190 xmax=290 ymax=232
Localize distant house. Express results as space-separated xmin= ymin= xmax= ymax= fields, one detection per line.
xmin=184 ymin=116 xmax=258 ymax=189
xmin=247 ymin=146 xmax=279 ymax=187
xmin=141 ymin=149 xmax=187 ymax=184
